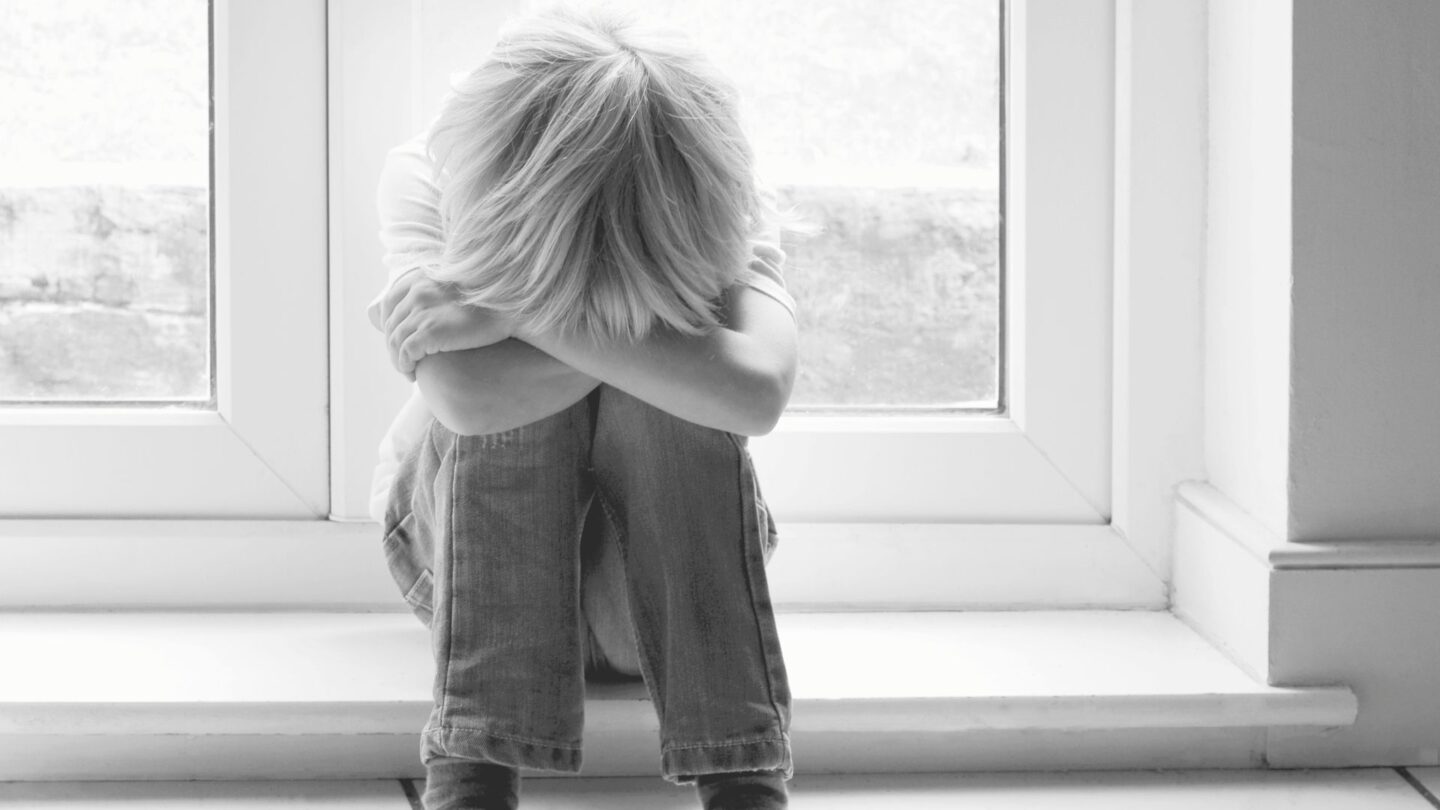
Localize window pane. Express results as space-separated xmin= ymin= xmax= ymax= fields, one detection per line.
xmin=0 ymin=0 xmax=211 ymax=403
xmin=615 ymin=0 xmax=1002 ymax=409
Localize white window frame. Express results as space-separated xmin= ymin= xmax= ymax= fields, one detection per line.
xmin=0 ymin=0 xmax=330 ymax=518
xmin=0 ymin=0 xmax=1205 ymax=613
xmin=327 ymin=0 xmax=1115 ymax=525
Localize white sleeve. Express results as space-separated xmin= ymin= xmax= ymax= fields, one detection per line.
xmin=369 ymin=387 xmax=436 ymax=526
xmin=366 ymin=131 xmax=444 ymax=329
xmin=368 ymin=131 xmax=444 ymax=525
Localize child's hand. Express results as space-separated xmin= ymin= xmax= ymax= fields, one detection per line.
xmin=382 ymin=272 xmax=513 ymax=381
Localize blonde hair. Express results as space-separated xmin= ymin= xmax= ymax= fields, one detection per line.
xmin=424 ymin=3 xmax=776 ymax=343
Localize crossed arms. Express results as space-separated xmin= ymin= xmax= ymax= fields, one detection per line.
xmin=370 ymin=142 xmax=797 ymax=437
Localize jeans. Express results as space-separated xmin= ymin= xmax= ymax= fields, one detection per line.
xmin=379 ymin=385 xmax=793 ymax=786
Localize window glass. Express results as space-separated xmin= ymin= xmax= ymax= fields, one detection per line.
xmin=0 ymin=0 xmax=211 ymax=403
xmin=611 ymin=0 xmax=1003 ymax=409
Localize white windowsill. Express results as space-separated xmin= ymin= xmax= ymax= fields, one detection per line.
xmin=0 ymin=609 xmax=1355 ymax=780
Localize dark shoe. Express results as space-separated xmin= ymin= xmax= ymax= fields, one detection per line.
xmin=421 ymin=756 xmax=520 ymax=810
xmin=695 ymin=769 xmax=789 ymax=810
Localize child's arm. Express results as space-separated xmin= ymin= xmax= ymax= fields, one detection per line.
xmin=413 ymin=341 xmax=599 ymax=436
xmin=372 ymin=134 xmax=600 ymax=435
xmin=402 ymin=261 xmax=795 ymax=437
xmin=389 ymin=244 xmax=797 ymax=437
xmin=515 ymin=279 xmax=798 ymax=437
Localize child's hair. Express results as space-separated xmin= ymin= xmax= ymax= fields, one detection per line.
xmin=424 ymin=2 xmax=782 ymax=343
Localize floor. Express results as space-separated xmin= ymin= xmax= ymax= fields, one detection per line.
xmin=0 ymin=769 xmax=1438 ymax=809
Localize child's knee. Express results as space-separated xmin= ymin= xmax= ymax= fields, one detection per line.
xmin=593 ymin=385 xmax=737 ymax=464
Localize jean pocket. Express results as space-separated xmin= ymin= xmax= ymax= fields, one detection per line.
xmin=754 ymin=474 xmax=781 ymax=564
xmin=725 ymin=433 xmax=780 ymax=564
xmin=381 ymin=510 xmax=435 ymax=624
xmin=404 ymin=567 xmax=435 ymax=614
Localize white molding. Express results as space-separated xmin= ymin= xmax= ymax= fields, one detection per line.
xmin=767 ymin=523 xmax=1165 ymax=610
xmin=327 ymin=0 xmax=423 ymax=522
xmin=0 ymin=520 xmax=1165 ymax=611
xmin=1008 ymin=0 xmax=1116 ymax=520
xmin=1172 ymin=479 xmax=1440 ymax=694
xmin=1109 ymin=0 xmax=1208 ymax=582
xmin=0 ymin=0 xmax=330 ymax=518
xmin=1176 ymin=481 xmax=1282 ymax=562
xmin=1268 ymin=538 xmax=1440 ymax=570
xmin=1171 ymin=486 xmax=1273 ymax=684
xmin=748 ymin=420 xmax=1106 ymax=523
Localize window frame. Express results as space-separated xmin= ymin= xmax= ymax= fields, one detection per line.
xmin=0 ymin=0 xmax=1207 ymax=613
xmin=320 ymin=0 xmax=1173 ymax=609
xmin=332 ymin=0 xmax=1114 ymax=524
xmin=0 ymin=0 xmax=330 ymax=518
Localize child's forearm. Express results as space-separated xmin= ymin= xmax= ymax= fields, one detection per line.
xmin=518 ymin=322 xmax=794 ymax=437
xmin=414 ymin=339 xmax=600 ymax=436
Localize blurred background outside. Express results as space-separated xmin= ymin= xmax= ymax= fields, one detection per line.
xmin=0 ymin=0 xmax=210 ymax=402
xmin=0 ymin=0 xmax=999 ymax=409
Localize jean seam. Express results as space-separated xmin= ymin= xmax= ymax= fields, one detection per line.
xmin=725 ymin=431 xmax=787 ymax=732
xmin=426 ymin=417 xmax=444 ymax=462
xmin=661 ymin=735 xmax=789 ymax=753
xmin=592 ymin=484 xmax=667 ymax=733
xmin=435 ymin=430 xmax=460 ymax=757
xmin=426 ymin=724 xmax=584 ymax=751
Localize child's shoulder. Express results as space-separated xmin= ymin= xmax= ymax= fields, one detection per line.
xmin=379 ymin=130 xmax=441 ymax=191
xmin=384 ymin=129 xmax=434 ymax=167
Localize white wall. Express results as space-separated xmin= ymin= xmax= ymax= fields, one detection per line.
xmin=1204 ymin=0 xmax=1294 ymax=543
xmin=1288 ymin=0 xmax=1440 ymax=541
xmin=1193 ymin=0 xmax=1440 ymax=767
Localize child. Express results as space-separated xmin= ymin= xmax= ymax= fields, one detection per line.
xmin=368 ymin=5 xmax=803 ymax=809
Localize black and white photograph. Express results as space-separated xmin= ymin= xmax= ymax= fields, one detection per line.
xmin=0 ymin=0 xmax=1437 ymax=808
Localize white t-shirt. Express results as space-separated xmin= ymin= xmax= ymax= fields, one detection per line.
xmin=367 ymin=130 xmax=798 ymax=524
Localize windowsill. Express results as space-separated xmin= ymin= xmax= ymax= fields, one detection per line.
xmin=0 ymin=609 xmax=1356 ymax=780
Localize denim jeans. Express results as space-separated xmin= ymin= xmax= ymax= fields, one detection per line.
xmin=379 ymin=385 xmax=793 ymax=786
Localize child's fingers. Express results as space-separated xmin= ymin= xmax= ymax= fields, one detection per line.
xmin=379 ymin=267 xmax=422 ymax=325
xmin=751 ymin=241 xmax=786 ymax=266
xmin=398 ymin=332 xmax=428 ymax=376
xmin=383 ymin=295 xmax=412 ymax=341
xmin=380 ymin=286 xmax=405 ymax=331
xmin=387 ymin=314 xmax=415 ymax=375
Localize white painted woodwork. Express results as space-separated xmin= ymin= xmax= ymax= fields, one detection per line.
xmin=0 ymin=0 xmax=330 ymax=518
xmin=0 ymin=521 xmax=1165 ymax=611
xmin=1109 ymin=0 xmax=1207 ymax=581
xmin=0 ymin=611 xmax=1356 ymax=780
xmin=1203 ymin=0 xmax=1295 ymax=539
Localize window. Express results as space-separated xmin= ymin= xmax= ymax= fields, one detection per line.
xmin=603 ymin=0 xmax=1005 ymax=411
xmin=0 ymin=0 xmax=211 ymax=403
xmin=0 ymin=0 xmax=328 ymax=517
xmin=1 ymin=0 xmax=1197 ymax=612
xmin=331 ymin=0 xmax=1113 ymax=529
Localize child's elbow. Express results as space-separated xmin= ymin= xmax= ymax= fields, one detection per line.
xmin=425 ymin=393 xmax=493 ymax=437
xmin=735 ymin=370 xmax=791 ymax=437
xmin=740 ymin=409 xmax=782 ymax=437
xmin=414 ymin=358 xmax=497 ymax=436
